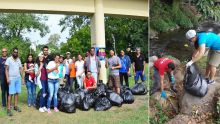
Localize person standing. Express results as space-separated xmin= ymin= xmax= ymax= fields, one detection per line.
xmin=42 ymin=46 xmax=52 ymax=66
xmin=0 ymin=48 xmax=8 ymax=109
xmin=106 ymin=50 xmax=121 ymax=94
xmin=35 ymin=53 xmax=48 ymax=112
xmin=24 ymin=54 xmax=36 ymax=107
xmin=119 ymin=50 xmax=131 ymax=87
xmin=64 ymin=52 xmax=72 ymax=86
xmin=85 ymin=47 xmax=100 ymax=83
xmin=5 ymin=47 xmax=23 ymax=116
xmin=186 ymin=30 xmax=220 ymax=84
xmin=75 ymin=54 xmax=85 ymax=89
xmin=69 ymin=57 xmax=77 ymax=90
xmin=46 ymin=54 xmax=60 ymax=113
xmin=58 ymin=55 xmax=66 ymax=88
xmin=133 ymin=48 xmax=146 ymax=84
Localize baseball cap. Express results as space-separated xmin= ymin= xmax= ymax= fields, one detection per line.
xmin=186 ymin=30 xmax=196 ymax=40
xmin=66 ymin=52 xmax=71 ymax=54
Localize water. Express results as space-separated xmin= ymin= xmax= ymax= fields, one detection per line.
xmin=150 ymin=21 xmax=220 ymax=62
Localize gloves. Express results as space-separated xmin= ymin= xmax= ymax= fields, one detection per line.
xmin=161 ymin=90 xmax=167 ymax=99
xmin=171 ymin=75 xmax=175 ymax=85
xmin=186 ymin=60 xmax=193 ymax=67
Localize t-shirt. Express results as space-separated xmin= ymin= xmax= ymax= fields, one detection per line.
xmin=0 ymin=57 xmax=7 ymax=76
xmin=5 ymin=56 xmax=22 ymax=79
xmin=154 ymin=58 xmax=174 ymax=76
xmin=108 ymin=56 xmax=121 ymax=75
xmin=75 ymin=60 xmax=84 ymax=76
xmin=46 ymin=61 xmax=59 ymax=79
xmin=69 ymin=63 xmax=76 ymax=77
xmin=84 ymin=76 xmax=95 ymax=89
xmin=197 ymin=32 xmax=220 ymax=50
xmin=90 ymin=56 xmax=97 ymax=73
xmin=119 ymin=55 xmax=130 ymax=73
xmin=133 ymin=54 xmax=145 ymax=71
xmin=64 ymin=58 xmax=72 ymax=75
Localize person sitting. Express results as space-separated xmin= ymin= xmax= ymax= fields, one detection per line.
xmin=83 ymin=71 xmax=97 ymax=90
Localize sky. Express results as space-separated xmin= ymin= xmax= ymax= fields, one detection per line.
xmin=24 ymin=14 xmax=70 ymax=46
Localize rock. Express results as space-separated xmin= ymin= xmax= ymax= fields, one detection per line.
xmin=166 ymin=114 xmax=197 ymax=124
xmin=180 ymin=82 xmax=220 ymax=116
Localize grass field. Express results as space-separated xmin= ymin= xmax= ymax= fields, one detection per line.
xmin=0 ymin=68 xmax=149 ymax=124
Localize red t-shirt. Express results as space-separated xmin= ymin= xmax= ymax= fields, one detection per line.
xmin=154 ymin=58 xmax=174 ymax=76
xmin=84 ymin=77 xmax=96 ymax=89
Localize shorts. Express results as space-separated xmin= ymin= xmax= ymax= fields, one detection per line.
xmin=207 ymin=50 xmax=220 ymax=67
xmin=108 ymin=75 xmax=120 ymax=88
xmin=9 ymin=77 xmax=21 ymax=95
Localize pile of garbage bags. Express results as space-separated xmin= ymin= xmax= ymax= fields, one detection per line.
xmin=184 ymin=64 xmax=208 ymax=97
xmin=36 ymin=82 xmax=147 ymax=113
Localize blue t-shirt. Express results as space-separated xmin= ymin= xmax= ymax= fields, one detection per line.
xmin=119 ymin=56 xmax=130 ymax=73
xmin=0 ymin=57 xmax=7 ymax=76
xmin=197 ymin=32 xmax=220 ymax=50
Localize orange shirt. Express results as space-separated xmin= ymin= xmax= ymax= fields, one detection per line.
xmin=69 ymin=63 xmax=76 ymax=77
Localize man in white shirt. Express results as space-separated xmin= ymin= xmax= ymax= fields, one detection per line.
xmin=64 ymin=52 xmax=72 ymax=85
xmin=75 ymin=54 xmax=85 ymax=89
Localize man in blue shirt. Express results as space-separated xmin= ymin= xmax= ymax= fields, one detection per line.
xmin=119 ymin=50 xmax=131 ymax=87
xmin=186 ymin=30 xmax=220 ymax=85
xmin=0 ymin=48 xmax=8 ymax=109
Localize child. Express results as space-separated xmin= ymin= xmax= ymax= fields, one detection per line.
xmin=27 ymin=63 xmax=35 ymax=82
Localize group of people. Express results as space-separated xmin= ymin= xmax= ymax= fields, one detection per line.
xmin=150 ymin=29 xmax=220 ymax=99
xmin=0 ymin=46 xmax=147 ymax=116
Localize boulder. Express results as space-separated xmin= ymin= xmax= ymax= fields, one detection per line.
xmin=166 ymin=114 xmax=197 ymax=124
xmin=180 ymin=82 xmax=220 ymax=116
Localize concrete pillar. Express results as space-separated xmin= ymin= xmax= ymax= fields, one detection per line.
xmin=91 ymin=0 xmax=107 ymax=84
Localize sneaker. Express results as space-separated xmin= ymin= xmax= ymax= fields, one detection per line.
xmin=54 ymin=107 xmax=59 ymax=112
xmin=28 ymin=104 xmax=31 ymax=107
xmin=208 ymin=80 xmax=215 ymax=85
xmin=14 ymin=106 xmax=21 ymax=112
xmin=205 ymin=78 xmax=209 ymax=83
xmin=43 ymin=107 xmax=47 ymax=111
xmin=39 ymin=108 xmax=45 ymax=113
xmin=7 ymin=109 xmax=13 ymax=116
xmin=47 ymin=109 xmax=51 ymax=114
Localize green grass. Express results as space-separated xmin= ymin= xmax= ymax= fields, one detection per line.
xmin=0 ymin=66 xmax=149 ymax=124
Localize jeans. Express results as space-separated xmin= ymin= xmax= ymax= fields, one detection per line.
xmin=47 ymin=79 xmax=59 ymax=108
xmin=40 ymin=80 xmax=47 ymax=108
xmin=0 ymin=76 xmax=8 ymax=107
xmin=26 ymin=80 xmax=36 ymax=105
xmin=134 ymin=71 xmax=146 ymax=83
xmin=119 ymin=72 xmax=129 ymax=87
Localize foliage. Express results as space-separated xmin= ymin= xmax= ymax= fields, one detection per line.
xmin=150 ymin=102 xmax=169 ymax=124
xmin=47 ymin=33 xmax=61 ymax=47
xmin=59 ymin=16 xmax=148 ymax=59
xmin=193 ymin=0 xmax=220 ymax=21
xmin=0 ymin=13 xmax=49 ymax=39
xmin=60 ymin=25 xmax=91 ymax=57
xmin=150 ymin=0 xmax=198 ymax=32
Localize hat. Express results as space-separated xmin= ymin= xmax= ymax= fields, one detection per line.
xmin=66 ymin=52 xmax=71 ymax=54
xmin=186 ymin=30 xmax=196 ymax=40
xmin=29 ymin=64 xmax=34 ymax=67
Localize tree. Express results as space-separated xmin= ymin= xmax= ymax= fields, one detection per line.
xmin=47 ymin=33 xmax=61 ymax=47
xmin=0 ymin=13 xmax=49 ymax=39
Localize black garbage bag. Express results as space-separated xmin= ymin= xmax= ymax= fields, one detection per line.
xmin=36 ymin=89 xmax=55 ymax=109
xmin=80 ymin=92 xmax=96 ymax=111
xmin=106 ymin=90 xmax=123 ymax=106
xmin=131 ymin=83 xmax=148 ymax=95
xmin=184 ymin=64 xmax=208 ymax=97
xmin=59 ymin=92 xmax=76 ymax=113
xmin=94 ymin=97 xmax=112 ymax=111
xmin=75 ymin=88 xmax=86 ymax=108
xmin=95 ymin=83 xmax=107 ymax=97
xmin=120 ymin=90 xmax=134 ymax=104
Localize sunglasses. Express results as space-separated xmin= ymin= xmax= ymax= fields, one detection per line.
xmin=2 ymin=51 xmax=7 ymax=53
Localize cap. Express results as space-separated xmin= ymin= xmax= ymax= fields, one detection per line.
xmin=29 ymin=64 xmax=34 ymax=67
xmin=66 ymin=52 xmax=71 ymax=54
xmin=186 ymin=30 xmax=196 ymax=40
